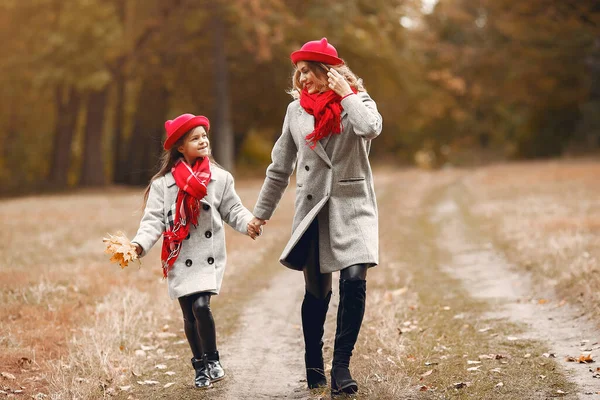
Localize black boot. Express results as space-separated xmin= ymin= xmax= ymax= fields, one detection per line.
xmin=191 ymin=357 xmax=211 ymax=389
xmin=205 ymin=351 xmax=225 ymax=382
xmin=302 ymin=290 xmax=332 ymax=389
xmin=331 ymin=279 xmax=366 ymax=396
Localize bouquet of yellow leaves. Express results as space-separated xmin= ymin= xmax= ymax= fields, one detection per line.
xmin=103 ymin=231 xmax=140 ymax=269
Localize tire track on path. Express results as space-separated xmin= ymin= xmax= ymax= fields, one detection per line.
xmin=432 ymin=183 xmax=600 ymax=399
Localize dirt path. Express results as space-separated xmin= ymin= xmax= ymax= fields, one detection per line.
xmin=433 ymin=183 xmax=600 ymax=399
xmin=215 ymin=269 xmax=309 ymax=400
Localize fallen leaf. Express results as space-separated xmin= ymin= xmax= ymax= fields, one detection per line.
xmin=578 ymin=353 xmax=594 ymax=363
xmin=419 ymin=385 xmax=428 ymax=391
xmin=467 ymin=366 xmax=481 ymax=372
xmin=478 ymin=327 xmax=492 ymax=333
xmin=165 ymin=371 xmax=176 ymax=376
xmin=495 ymin=382 xmax=504 ymax=388
xmin=539 ymin=375 xmax=546 ymax=380
xmin=506 ymin=336 xmax=518 ymax=341
xmin=119 ymin=386 xmax=131 ymax=391
xmin=163 ymin=382 xmax=175 ymax=388
xmin=442 ymin=306 xmax=451 ymax=311
xmin=155 ymin=364 xmax=167 ymax=370
xmin=490 ymin=368 xmax=502 ymax=373
xmin=467 ymin=360 xmax=481 ymax=365
xmin=557 ymin=389 xmax=566 ymax=394
xmin=1 ymin=372 xmax=16 ymax=380
xmin=538 ymin=299 xmax=548 ymax=304
xmin=524 ymin=353 xmax=531 ymax=358
xmin=453 ymin=382 xmax=471 ymax=389
xmin=542 ymin=353 xmax=556 ymax=358
xmin=421 ymin=369 xmax=434 ymax=378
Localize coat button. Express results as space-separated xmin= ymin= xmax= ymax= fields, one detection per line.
xmin=307 ymin=194 xmax=313 ymax=200
xmin=207 ymin=257 xmax=214 ymax=265
xmin=202 ymin=204 xmax=210 ymax=211
xmin=305 ymin=165 xmax=310 ymax=171
xmin=205 ymin=231 xmax=212 ymax=238
xmin=185 ymin=259 xmax=193 ymax=267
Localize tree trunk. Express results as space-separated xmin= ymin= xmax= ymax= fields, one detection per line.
xmin=210 ymin=4 xmax=235 ymax=172
xmin=123 ymin=75 xmax=168 ymax=186
xmin=112 ymin=70 xmax=127 ymax=184
xmin=49 ymin=85 xmax=81 ymax=187
xmin=80 ymin=87 xmax=109 ymax=186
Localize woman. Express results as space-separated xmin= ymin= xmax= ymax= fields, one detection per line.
xmin=250 ymin=37 xmax=382 ymax=396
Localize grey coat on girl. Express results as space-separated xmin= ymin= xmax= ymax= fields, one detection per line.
xmin=132 ymin=165 xmax=253 ymax=299
xmin=253 ymin=92 xmax=382 ymax=273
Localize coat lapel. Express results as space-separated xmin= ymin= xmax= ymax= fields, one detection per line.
xmin=298 ymin=109 xmax=333 ymax=168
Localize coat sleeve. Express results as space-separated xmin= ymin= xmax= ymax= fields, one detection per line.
xmin=218 ymin=172 xmax=253 ymax=235
xmin=253 ymin=104 xmax=298 ymax=220
xmin=131 ymin=178 xmax=166 ymax=257
xmin=340 ymin=91 xmax=383 ymax=140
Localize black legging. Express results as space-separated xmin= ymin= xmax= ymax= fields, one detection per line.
xmin=178 ymin=292 xmax=217 ymax=359
xmin=301 ymin=219 xmax=368 ymax=299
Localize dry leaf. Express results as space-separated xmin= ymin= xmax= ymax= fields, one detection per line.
xmin=578 ymin=353 xmax=594 ymax=363
xmin=103 ymin=231 xmax=140 ymax=269
xmin=467 ymin=360 xmax=482 ymax=365
xmin=421 ymin=369 xmax=434 ymax=378
xmin=1 ymin=372 xmax=16 ymax=380
xmin=419 ymin=385 xmax=429 ymax=391
xmin=453 ymin=382 xmax=471 ymax=389
xmin=163 ymin=382 xmax=175 ymax=388
xmin=495 ymin=382 xmax=504 ymax=388
xmin=467 ymin=366 xmax=481 ymax=372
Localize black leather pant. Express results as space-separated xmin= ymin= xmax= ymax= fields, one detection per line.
xmin=178 ymin=292 xmax=217 ymax=359
xmin=301 ymin=219 xmax=368 ymax=298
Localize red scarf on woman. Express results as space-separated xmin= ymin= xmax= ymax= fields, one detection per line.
xmin=300 ymin=87 xmax=357 ymax=149
xmin=161 ymin=157 xmax=211 ymax=278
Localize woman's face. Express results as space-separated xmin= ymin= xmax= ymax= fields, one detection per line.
xmin=178 ymin=126 xmax=210 ymax=163
xmin=297 ymin=61 xmax=326 ymax=94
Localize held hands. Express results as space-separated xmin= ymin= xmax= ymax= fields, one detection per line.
xmin=247 ymin=216 xmax=267 ymax=240
xmin=327 ymin=68 xmax=353 ymax=98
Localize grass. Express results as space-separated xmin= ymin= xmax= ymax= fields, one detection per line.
xmin=1 ymin=163 xmax=595 ymax=398
xmin=309 ymin=168 xmax=576 ymax=399
xmin=461 ymin=160 xmax=600 ymax=321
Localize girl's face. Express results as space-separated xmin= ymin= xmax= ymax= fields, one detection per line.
xmin=178 ymin=126 xmax=210 ymax=164
xmin=297 ymin=61 xmax=327 ymax=94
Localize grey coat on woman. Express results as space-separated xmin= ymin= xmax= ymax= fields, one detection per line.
xmin=253 ymin=92 xmax=382 ymax=273
xmin=132 ymin=166 xmax=253 ymax=299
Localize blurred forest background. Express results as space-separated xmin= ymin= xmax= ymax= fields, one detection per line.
xmin=0 ymin=0 xmax=598 ymax=195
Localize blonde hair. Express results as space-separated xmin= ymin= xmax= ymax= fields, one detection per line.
xmin=287 ymin=61 xmax=366 ymax=99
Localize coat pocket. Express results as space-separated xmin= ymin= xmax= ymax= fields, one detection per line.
xmin=339 ymin=177 xmax=365 ymax=183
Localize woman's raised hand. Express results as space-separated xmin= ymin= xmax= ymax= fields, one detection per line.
xmin=327 ymin=68 xmax=353 ymax=97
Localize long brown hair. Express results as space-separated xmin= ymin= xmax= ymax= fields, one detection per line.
xmin=287 ymin=61 xmax=366 ymax=99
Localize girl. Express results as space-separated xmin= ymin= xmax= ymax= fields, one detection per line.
xmin=250 ymin=38 xmax=382 ymax=396
xmin=131 ymin=113 xmax=260 ymax=389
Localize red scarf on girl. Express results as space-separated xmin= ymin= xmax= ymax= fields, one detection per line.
xmin=300 ymin=87 xmax=357 ymax=149
xmin=161 ymin=157 xmax=211 ymax=278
